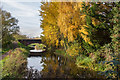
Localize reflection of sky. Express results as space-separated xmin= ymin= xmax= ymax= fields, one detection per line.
xmin=2 ymin=2 xmax=43 ymax=38
xmin=27 ymin=57 xmax=44 ymax=71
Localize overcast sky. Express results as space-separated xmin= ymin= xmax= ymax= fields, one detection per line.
xmin=2 ymin=1 xmax=43 ymax=38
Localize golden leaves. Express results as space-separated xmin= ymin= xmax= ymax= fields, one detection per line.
xmin=66 ymin=43 xmax=80 ymax=56
xmin=41 ymin=2 xmax=93 ymax=48
xmin=40 ymin=2 xmax=60 ymax=47
xmin=60 ymin=40 xmax=64 ymax=47
xmin=79 ymin=26 xmax=89 ymax=35
xmin=92 ymin=18 xmax=100 ymax=26
xmin=79 ymin=25 xmax=93 ymax=45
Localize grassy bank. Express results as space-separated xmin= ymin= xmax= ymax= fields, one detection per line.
xmin=1 ymin=48 xmax=29 ymax=79
xmin=54 ymin=47 xmax=117 ymax=78
xmin=1 ymin=42 xmax=30 ymax=79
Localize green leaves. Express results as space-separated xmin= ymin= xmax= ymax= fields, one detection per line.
xmin=28 ymin=43 xmax=46 ymax=50
xmin=1 ymin=9 xmax=19 ymax=49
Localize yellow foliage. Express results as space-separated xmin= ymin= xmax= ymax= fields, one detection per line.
xmin=66 ymin=43 xmax=80 ymax=56
xmin=60 ymin=40 xmax=64 ymax=47
xmin=92 ymin=18 xmax=100 ymax=26
xmin=40 ymin=2 xmax=60 ymax=47
xmin=56 ymin=40 xmax=59 ymax=47
xmin=79 ymin=27 xmax=89 ymax=35
xmin=41 ymin=2 xmax=93 ymax=47
xmin=57 ymin=2 xmax=93 ymax=46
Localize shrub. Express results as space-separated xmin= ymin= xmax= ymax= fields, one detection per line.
xmin=76 ymin=55 xmax=93 ymax=68
xmin=2 ymin=48 xmax=28 ymax=78
xmin=13 ymin=48 xmax=29 ymax=56
xmin=66 ymin=43 xmax=80 ymax=56
xmin=76 ymin=55 xmax=108 ymax=72
xmin=28 ymin=43 xmax=46 ymax=50
xmin=18 ymin=42 xmax=30 ymax=52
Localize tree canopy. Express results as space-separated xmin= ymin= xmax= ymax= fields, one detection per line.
xmin=1 ymin=9 xmax=19 ymax=48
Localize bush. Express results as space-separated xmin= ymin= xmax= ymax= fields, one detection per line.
xmin=66 ymin=43 xmax=80 ymax=57
xmin=2 ymin=48 xmax=28 ymax=78
xmin=13 ymin=48 xmax=29 ymax=56
xmin=18 ymin=42 xmax=30 ymax=51
xmin=76 ymin=55 xmax=107 ymax=72
xmin=28 ymin=43 xmax=46 ymax=50
xmin=76 ymin=55 xmax=93 ymax=68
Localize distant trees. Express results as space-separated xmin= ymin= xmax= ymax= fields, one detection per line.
xmin=1 ymin=9 xmax=19 ymax=48
xmin=12 ymin=33 xmax=27 ymax=42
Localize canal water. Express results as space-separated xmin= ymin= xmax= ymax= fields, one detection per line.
xmin=26 ymin=51 xmax=105 ymax=79
xmin=27 ymin=56 xmax=44 ymax=71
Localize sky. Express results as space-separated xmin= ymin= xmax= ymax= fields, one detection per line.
xmin=2 ymin=1 xmax=43 ymax=38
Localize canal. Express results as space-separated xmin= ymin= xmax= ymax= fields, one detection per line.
xmin=26 ymin=51 xmax=105 ymax=79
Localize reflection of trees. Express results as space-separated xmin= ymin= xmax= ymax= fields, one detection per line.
xmin=24 ymin=53 xmax=106 ymax=79
xmin=25 ymin=67 xmax=41 ymax=79
xmin=40 ymin=53 xmax=106 ymax=79
xmin=40 ymin=53 xmax=66 ymax=78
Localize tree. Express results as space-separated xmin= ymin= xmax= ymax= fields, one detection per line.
xmin=81 ymin=2 xmax=113 ymax=53
xmin=39 ymin=2 xmax=117 ymax=56
xmin=110 ymin=2 xmax=120 ymax=79
xmin=1 ymin=9 xmax=19 ymax=48
xmin=0 ymin=8 xmax=2 ymax=48
xmin=12 ymin=33 xmax=27 ymax=42
xmin=57 ymin=2 xmax=93 ymax=54
xmin=40 ymin=2 xmax=60 ymax=48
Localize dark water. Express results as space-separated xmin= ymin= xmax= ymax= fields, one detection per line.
xmin=27 ymin=52 xmax=105 ymax=79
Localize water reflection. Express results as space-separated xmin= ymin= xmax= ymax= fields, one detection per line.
xmin=26 ymin=52 xmax=106 ymax=79
xmin=27 ymin=57 xmax=44 ymax=71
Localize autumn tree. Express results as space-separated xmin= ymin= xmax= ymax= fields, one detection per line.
xmin=57 ymin=2 xmax=93 ymax=55
xmin=39 ymin=2 xmax=117 ymax=56
xmin=40 ymin=2 xmax=60 ymax=48
xmin=40 ymin=2 xmax=98 ymax=55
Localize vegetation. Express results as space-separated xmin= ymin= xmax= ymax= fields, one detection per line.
xmin=1 ymin=9 xmax=21 ymax=55
xmin=1 ymin=9 xmax=29 ymax=79
xmin=1 ymin=1 xmax=119 ymax=79
xmin=40 ymin=2 xmax=120 ymax=79
xmin=12 ymin=33 xmax=28 ymax=42
xmin=28 ymin=43 xmax=46 ymax=51
xmin=1 ymin=9 xmax=19 ymax=49
xmin=1 ymin=48 xmax=28 ymax=79
xmin=40 ymin=53 xmax=106 ymax=79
